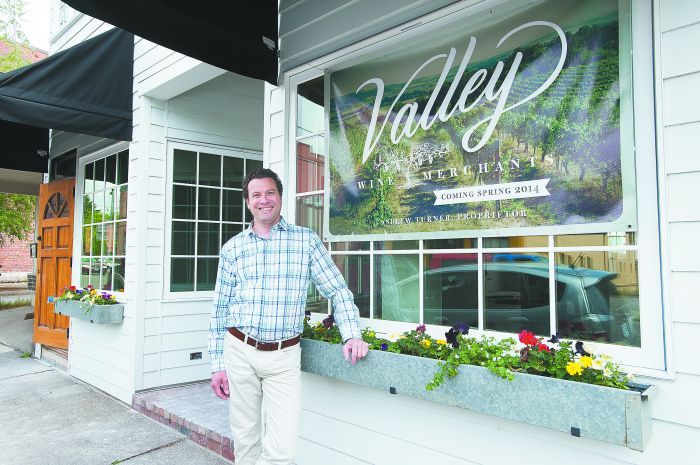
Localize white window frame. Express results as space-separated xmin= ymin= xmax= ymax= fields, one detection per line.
xmin=72 ymin=141 xmax=130 ymax=300
xmin=163 ymin=140 xmax=262 ymax=300
xmin=285 ymin=0 xmax=667 ymax=375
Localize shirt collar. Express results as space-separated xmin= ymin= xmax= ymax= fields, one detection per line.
xmin=245 ymin=216 xmax=289 ymax=237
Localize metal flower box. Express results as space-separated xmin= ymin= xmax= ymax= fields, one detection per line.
xmin=300 ymin=339 xmax=656 ymax=451
xmin=54 ymin=299 xmax=124 ymax=324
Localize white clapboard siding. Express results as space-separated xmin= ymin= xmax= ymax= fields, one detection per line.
xmin=130 ymin=67 xmax=263 ymax=389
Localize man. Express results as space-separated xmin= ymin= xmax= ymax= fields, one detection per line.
xmin=208 ymin=168 xmax=369 ymax=465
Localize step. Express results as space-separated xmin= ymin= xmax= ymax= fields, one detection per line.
xmin=132 ymin=381 xmax=234 ymax=462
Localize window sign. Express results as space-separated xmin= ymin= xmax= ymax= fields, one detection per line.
xmin=327 ymin=0 xmax=635 ymax=241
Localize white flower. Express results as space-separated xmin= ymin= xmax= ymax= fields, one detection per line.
xmin=388 ymin=333 xmax=401 ymax=342
xmin=603 ymin=367 xmax=613 ymax=378
xmin=582 ymin=342 xmax=596 ymax=355
xmin=591 ymin=358 xmax=605 ymax=370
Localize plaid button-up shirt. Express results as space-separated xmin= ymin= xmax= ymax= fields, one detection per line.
xmin=208 ymin=217 xmax=361 ymax=372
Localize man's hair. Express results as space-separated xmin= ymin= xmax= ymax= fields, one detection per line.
xmin=242 ymin=168 xmax=284 ymax=199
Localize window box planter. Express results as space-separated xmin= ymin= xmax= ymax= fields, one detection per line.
xmin=300 ymin=338 xmax=656 ymax=451
xmin=54 ymin=299 xmax=124 ymax=324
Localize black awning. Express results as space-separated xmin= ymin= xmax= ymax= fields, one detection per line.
xmin=0 ymin=120 xmax=48 ymax=173
xmin=0 ymin=28 xmax=134 ymax=143
xmin=63 ymin=0 xmax=278 ymax=85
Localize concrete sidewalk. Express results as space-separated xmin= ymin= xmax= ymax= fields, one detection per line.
xmin=0 ymin=346 xmax=232 ymax=465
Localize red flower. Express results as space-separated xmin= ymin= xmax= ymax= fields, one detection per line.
xmin=536 ymin=343 xmax=550 ymax=352
xmin=518 ymin=330 xmax=538 ymax=346
xmin=69 ymin=286 xmax=77 ymax=291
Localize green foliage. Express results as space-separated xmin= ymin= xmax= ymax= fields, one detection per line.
xmin=0 ymin=297 xmax=31 ymax=309
xmin=0 ymin=193 xmax=36 ymax=247
xmin=0 ymin=0 xmax=31 ymax=72
xmin=20 ymin=351 xmax=31 ymax=358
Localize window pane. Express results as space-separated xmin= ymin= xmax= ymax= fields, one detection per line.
xmin=333 ymin=255 xmax=370 ymax=318
xmin=556 ymin=251 xmax=640 ymax=347
xmin=199 ymin=153 xmax=221 ymax=187
xmin=222 ymin=190 xmax=244 ymax=222
xmin=115 ymin=222 xmax=127 ymax=255
xmin=374 ymin=240 xmax=419 ymax=250
xmin=223 ymin=157 xmax=245 ymax=188
xmin=84 ymin=163 xmax=94 ymax=194
xmin=94 ymin=158 xmax=105 ymax=192
xmin=83 ymin=194 xmax=93 ymax=224
xmin=92 ymin=190 xmax=105 ymax=223
xmin=332 ymin=242 xmax=370 ymax=251
xmin=104 ymin=188 xmax=116 ymax=221
xmin=196 ymin=257 xmax=218 ymax=291
xmin=296 ymin=136 xmax=325 ymax=193
xmin=296 ymin=194 xmax=323 ymax=236
xmin=246 ymin=159 xmax=262 ymax=173
xmin=82 ymin=226 xmax=92 ymax=256
xmin=484 ymin=254 xmax=550 ymax=335
xmin=297 ymin=76 xmax=324 ymax=137
xmin=198 ymin=187 xmax=220 ymax=221
xmin=116 ymin=185 xmax=128 ymax=220
xmin=555 ymin=232 xmax=637 ymax=247
xmin=174 ymin=149 xmax=197 ymax=184
xmin=111 ymin=258 xmax=125 ymax=292
xmin=222 ymin=223 xmax=241 ymax=245
xmin=306 ymin=282 xmax=327 ymax=314
xmin=102 ymin=223 xmax=115 ymax=256
xmin=424 ymin=254 xmax=478 ymax=327
xmin=171 ymin=258 xmax=194 ymax=292
xmin=375 ymin=254 xmax=419 ymax=323
xmin=172 ymin=221 xmax=195 ymax=255
xmin=92 ymin=224 xmax=104 ymax=256
xmin=424 ymin=238 xmax=477 ymax=249
xmin=117 ymin=150 xmax=129 ymax=184
xmin=484 ymin=236 xmax=547 ymax=248
xmin=91 ymin=258 xmax=105 ymax=289
xmin=172 ymin=185 xmax=196 ymax=219
xmin=80 ymin=258 xmax=91 ymax=288
xmin=197 ymin=222 xmax=220 ymax=256
xmin=105 ymin=154 xmax=117 ymax=185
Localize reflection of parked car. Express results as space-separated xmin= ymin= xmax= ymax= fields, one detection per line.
xmin=380 ymin=263 xmax=638 ymax=345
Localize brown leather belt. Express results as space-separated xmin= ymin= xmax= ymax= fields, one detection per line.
xmin=228 ymin=327 xmax=300 ymax=351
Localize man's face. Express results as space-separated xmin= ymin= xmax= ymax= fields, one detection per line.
xmin=245 ymin=177 xmax=282 ymax=228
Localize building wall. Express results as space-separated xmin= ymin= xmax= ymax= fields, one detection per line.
xmin=133 ymin=56 xmax=264 ymax=390
xmin=266 ymin=0 xmax=700 ymax=463
xmin=0 ymin=232 xmax=34 ymax=273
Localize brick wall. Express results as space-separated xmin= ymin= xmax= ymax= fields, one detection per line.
xmin=0 ymin=232 xmax=34 ymax=273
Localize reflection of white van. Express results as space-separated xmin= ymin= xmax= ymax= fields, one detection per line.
xmin=380 ymin=263 xmax=639 ymax=345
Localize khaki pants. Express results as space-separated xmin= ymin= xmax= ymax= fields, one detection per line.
xmin=223 ymin=331 xmax=301 ymax=465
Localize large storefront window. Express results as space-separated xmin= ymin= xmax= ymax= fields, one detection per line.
xmin=80 ymin=149 xmax=128 ymax=292
xmin=290 ymin=0 xmax=662 ymax=369
xmin=167 ymin=144 xmax=262 ymax=293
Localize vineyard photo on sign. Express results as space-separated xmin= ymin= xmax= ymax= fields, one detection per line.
xmin=326 ymin=0 xmax=636 ymax=240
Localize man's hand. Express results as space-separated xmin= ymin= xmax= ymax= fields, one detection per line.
xmin=211 ymin=370 xmax=230 ymax=399
xmin=343 ymin=338 xmax=369 ymax=364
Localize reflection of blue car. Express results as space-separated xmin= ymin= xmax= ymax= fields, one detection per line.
xmin=491 ymin=253 xmax=547 ymax=263
xmin=379 ymin=263 xmax=638 ymax=345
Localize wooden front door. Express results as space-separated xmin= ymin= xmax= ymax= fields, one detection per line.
xmin=33 ymin=178 xmax=75 ymax=349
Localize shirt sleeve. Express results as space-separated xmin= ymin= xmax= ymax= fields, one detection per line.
xmin=309 ymin=232 xmax=362 ymax=342
xmin=208 ymin=248 xmax=236 ymax=372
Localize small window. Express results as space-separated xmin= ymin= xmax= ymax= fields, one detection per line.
xmin=167 ymin=145 xmax=262 ymax=293
xmin=79 ymin=150 xmax=128 ymax=292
